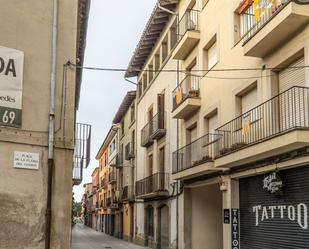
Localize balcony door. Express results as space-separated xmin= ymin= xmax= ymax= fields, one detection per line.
xmin=240 ymin=86 xmax=258 ymax=145
xmin=186 ymin=125 xmax=197 ymax=167
xmin=157 ymin=93 xmax=165 ymax=129
xmin=278 ymin=57 xmax=306 ymax=131
xmin=148 ymin=108 xmax=153 ymax=136
xmin=148 ymin=154 xmax=153 ymax=193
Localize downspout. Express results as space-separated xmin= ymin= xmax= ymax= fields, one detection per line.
xmin=46 ymin=0 xmax=58 ymax=248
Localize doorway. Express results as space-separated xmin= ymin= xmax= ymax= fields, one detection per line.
xmin=158 ymin=205 xmax=169 ymax=249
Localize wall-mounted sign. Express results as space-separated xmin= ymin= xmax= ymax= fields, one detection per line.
xmin=224 ymin=209 xmax=230 ymax=224
xmin=252 ymin=203 xmax=308 ymax=229
xmin=263 ymin=171 xmax=283 ymax=195
xmin=0 ymin=46 xmax=24 ymax=128
xmin=14 ymin=151 xmax=39 ymax=170
xmin=231 ymin=209 xmax=239 ymax=249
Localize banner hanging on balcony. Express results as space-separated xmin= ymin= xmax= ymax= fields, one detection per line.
xmin=0 ymin=46 xmax=24 ymax=128
xmin=254 ymin=0 xmax=279 ymax=22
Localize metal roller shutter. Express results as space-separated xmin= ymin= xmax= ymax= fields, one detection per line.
xmin=279 ymin=57 xmax=305 ymax=93
xmin=239 ymin=166 xmax=309 ymax=249
xmin=241 ymin=87 xmax=258 ymax=114
xmin=278 ymin=57 xmax=307 ymax=130
xmin=208 ymin=113 xmax=218 ymax=135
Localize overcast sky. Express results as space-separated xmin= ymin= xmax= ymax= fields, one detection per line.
xmin=74 ymin=0 xmax=157 ymax=202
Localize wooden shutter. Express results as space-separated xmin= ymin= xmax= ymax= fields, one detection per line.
xmin=157 ymin=94 xmax=165 ymax=129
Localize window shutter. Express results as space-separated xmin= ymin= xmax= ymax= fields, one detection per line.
xmin=279 ymin=57 xmax=305 ymax=93
xmin=241 ymin=87 xmax=258 ymax=114
xmin=208 ymin=42 xmax=218 ymax=69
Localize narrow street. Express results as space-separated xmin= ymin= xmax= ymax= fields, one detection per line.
xmin=72 ymin=223 xmax=148 ymax=249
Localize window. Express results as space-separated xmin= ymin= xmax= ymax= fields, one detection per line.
xmin=143 ymin=74 xmax=148 ymax=91
xmin=109 ymin=139 xmax=116 ymax=155
xmin=149 ymin=64 xmax=154 ymax=82
xmin=148 ymin=154 xmax=153 ymax=176
xmin=131 ymin=130 xmax=135 ymax=151
xmin=207 ymin=41 xmax=218 ymax=69
xmin=170 ymin=20 xmax=177 ymax=49
xmin=162 ymin=34 xmax=168 ymax=63
xmin=121 ymin=119 xmax=125 ymax=136
xmin=154 ymin=54 xmax=160 ymax=75
xmin=130 ymin=103 xmax=135 ymax=123
xmin=138 ymin=81 xmax=143 ymax=97
xmin=159 ymin=147 xmax=165 ymax=173
xmin=205 ymin=112 xmax=218 ymax=134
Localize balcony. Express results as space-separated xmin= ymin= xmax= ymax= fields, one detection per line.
xmin=239 ymin=0 xmax=309 ymax=57
xmin=173 ymin=9 xmax=200 ymax=60
xmin=141 ymin=112 xmax=166 ymax=147
xmin=108 ymin=171 xmax=117 ymax=184
xmin=101 ymin=179 xmax=108 ymax=189
xmin=110 ymin=153 xmax=123 ymax=168
xmin=72 ymin=123 xmax=91 ymax=186
xmin=121 ymin=185 xmax=135 ymax=201
xmin=172 ymin=134 xmax=220 ymax=180
xmin=136 ymin=172 xmax=169 ymax=199
xmin=172 ymin=75 xmax=201 ymax=119
xmin=214 ymin=86 xmax=309 ymax=168
xmin=106 ymin=196 xmax=118 ymax=209
xmin=100 ymin=201 xmax=107 ymax=209
xmin=125 ymin=143 xmax=135 ymax=160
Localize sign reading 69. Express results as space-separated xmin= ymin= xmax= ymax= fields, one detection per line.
xmin=0 ymin=107 xmax=21 ymax=127
xmin=0 ymin=46 xmax=24 ymax=128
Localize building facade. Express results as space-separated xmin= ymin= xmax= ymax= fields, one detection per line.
xmin=112 ymin=91 xmax=137 ymax=242
xmin=0 ymin=0 xmax=90 ymax=248
xmin=170 ymin=0 xmax=309 ymax=249
xmin=126 ymin=2 xmax=179 ymax=249
xmin=95 ymin=124 xmax=120 ymax=236
xmin=83 ymin=182 xmax=93 ymax=228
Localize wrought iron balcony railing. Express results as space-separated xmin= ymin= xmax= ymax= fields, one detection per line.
xmin=177 ymin=9 xmax=200 ymax=41
xmin=215 ymin=86 xmax=309 ymax=157
xmin=141 ymin=112 xmax=166 ymax=147
xmin=172 ymin=133 xmax=220 ymax=174
xmin=172 ymin=75 xmax=200 ymax=111
xmin=73 ymin=123 xmax=91 ymax=185
xmin=100 ymin=179 xmax=108 ymax=189
xmin=121 ymin=185 xmax=135 ymax=201
xmin=125 ymin=143 xmax=135 ymax=160
xmin=108 ymin=171 xmax=117 ymax=183
xmin=110 ymin=152 xmax=123 ymax=168
xmin=136 ymin=172 xmax=169 ymax=198
xmin=106 ymin=196 xmax=118 ymax=209
xmin=239 ymin=0 xmax=290 ymax=42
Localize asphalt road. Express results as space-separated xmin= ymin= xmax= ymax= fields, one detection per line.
xmin=72 ymin=223 xmax=148 ymax=249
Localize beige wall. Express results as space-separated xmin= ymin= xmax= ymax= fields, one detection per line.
xmin=0 ymin=0 xmax=78 ymax=248
xmin=175 ymin=1 xmax=309 ymax=249
xmin=191 ymin=185 xmax=223 ymax=249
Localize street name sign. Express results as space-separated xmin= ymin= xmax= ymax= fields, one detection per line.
xmin=14 ymin=151 xmax=39 ymax=170
xmin=0 ymin=46 xmax=24 ymax=127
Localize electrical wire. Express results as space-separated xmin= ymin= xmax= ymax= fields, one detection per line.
xmin=67 ymin=61 xmax=309 ymax=74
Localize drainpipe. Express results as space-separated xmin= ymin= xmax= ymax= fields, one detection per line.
xmin=157 ymin=4 xmax=176 ymax=15
xmin=45 ymin=0 xmax=58 ymax=248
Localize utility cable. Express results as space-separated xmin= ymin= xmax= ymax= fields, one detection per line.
xmin=67 ymin=61 xmax=309 ymax=74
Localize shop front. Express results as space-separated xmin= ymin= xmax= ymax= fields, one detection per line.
xmin=239 ymin=166 xmax=309 ymax=249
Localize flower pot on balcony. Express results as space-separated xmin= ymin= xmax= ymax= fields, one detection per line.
xmin=231 ymin=142 xmax=248 ymax=151
xmin=189 ymin=89 xmax=199 ymax=98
